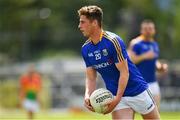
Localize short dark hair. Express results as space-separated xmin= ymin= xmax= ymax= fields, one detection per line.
xmin=78 ymin=5 xmax=103 ymax=27
xmin=141 ymin=19 xmax=155 ymax=26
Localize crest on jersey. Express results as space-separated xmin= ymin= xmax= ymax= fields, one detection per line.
xmin=102 ymin=49 xmax=108 ymax=56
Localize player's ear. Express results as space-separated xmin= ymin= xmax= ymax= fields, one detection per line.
xmin=92 ymin=20 xmax=98 ymax=27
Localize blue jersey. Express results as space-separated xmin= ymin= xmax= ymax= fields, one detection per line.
xmin=131 ymin=36 xmax=159 ymax=83
xmin=81 ymin=31 xmax=148 ymax=96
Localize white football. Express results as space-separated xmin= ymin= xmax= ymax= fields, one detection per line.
xmin=90 ymin=88 xmax=114 ymax=114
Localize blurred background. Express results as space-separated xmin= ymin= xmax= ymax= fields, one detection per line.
xmin=0 ymin=0 xmax=180 ymax=119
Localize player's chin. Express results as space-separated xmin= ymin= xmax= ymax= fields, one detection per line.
xmin=81 ymin=32 xmax=89 ymax=37
xmin=83 ymin=33 xmax=89 ymax=37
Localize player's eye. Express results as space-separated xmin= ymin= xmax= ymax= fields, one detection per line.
xmin=81 ymin=21 xmax=85 ymax=24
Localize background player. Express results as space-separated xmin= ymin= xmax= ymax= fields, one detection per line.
xmin=19 ymin=64 xmax=42 ymax=119
xmin=128 ymin=20 xmax=168 ymax=108
xmin=78 ymin=5 xmax=160 ymax=120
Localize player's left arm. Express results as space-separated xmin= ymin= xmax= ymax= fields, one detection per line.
xmin=115 ymin=59 xmax=129 ymax=101
xmin=104 ymin=37 xmax=129 ymax=114
xmin=104 ymin=59 xmax=129 ymax=114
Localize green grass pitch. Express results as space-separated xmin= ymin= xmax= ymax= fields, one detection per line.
xmin=0 ymin=110 xmax=180 ymax=120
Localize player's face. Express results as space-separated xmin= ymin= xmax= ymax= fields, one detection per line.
xmin=78 ymin=15 xmax=94 ymax=38
xmin=141 ymin=23 xmax=156 ymax=38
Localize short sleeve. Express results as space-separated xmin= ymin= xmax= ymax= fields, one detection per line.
xmin=132 ymin=43 xmax=140 ymax=55
xmin=109 ymin=37 xmax=127 ymax=63
xmin=154 ymin=42 xmax=160 ymax=58
xmin=81 ymin=47 xmax=91 ymax=67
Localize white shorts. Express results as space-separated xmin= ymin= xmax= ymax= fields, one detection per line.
xmin=23 ymin=99 xmax=39 ymax=112
xmin=148 ymin=82 xmax=160 ymax=96
xmin=114 ymin=89 xmax=155 ymax=115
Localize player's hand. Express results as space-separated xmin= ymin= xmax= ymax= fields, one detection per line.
xmin=103 ymin=96 xmax=120 ymax=114
xmin=162 ymin=63 xmax=168 ymax=72
xmin=84 ymin=98 xmax=95 ymax=112
xmin=157 ymin=63 xmax=168 ymax=73
xmin=143 ymin=50 xmax=156 ymax=60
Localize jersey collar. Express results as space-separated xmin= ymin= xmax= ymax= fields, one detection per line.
xmin=99 ymin=30 xmax=104 ymax=41
xmin=140 ymin=35 xmax=154 ymax=41
xmin=90 ymin=30 xmax=104 ymax=45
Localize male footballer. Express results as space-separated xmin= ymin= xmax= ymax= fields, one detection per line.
xmin=78 ymin=5 xmax=160 ymax=120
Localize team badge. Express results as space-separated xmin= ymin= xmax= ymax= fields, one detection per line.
xmin=102 ymin=49 xmax=108 ymax=56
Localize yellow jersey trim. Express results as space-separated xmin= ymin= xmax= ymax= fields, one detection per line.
xmin=89 ymin=30 xmax=104 ymax=44
xmin=103 ymin=32 xmax=124 ymax=62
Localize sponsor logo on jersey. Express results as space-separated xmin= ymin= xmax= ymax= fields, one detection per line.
xmin=93 ymin=62 xmax=112 ymax=69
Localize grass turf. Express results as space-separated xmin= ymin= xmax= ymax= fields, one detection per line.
xmin=0 ymin=110 xmax=180 ymax=120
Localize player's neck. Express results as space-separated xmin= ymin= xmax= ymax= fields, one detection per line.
xmin=141 ymin=35 xmax=154 ymax=42
xmin=89 ymin=28 xmax=103 ymax=45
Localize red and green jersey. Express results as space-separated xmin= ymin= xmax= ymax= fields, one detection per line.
xmin=20 ymin=73 xmax=41 ymax=100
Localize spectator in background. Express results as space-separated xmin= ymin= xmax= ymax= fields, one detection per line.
xmin=128 ymin=20 xmax=168 ymax=108
xmin=19 ymin=64 xmax=42 ymax=119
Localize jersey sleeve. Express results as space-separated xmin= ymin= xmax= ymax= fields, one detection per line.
xmin=131 ymin=43 xmax=140 ymax=55
xmin=109 ymin=37 xmax=128 ymax=63
xmin=155 ymin=42 xmax=160 ymax=58
xmin=81 ymin=47 xmax=91 ymax=67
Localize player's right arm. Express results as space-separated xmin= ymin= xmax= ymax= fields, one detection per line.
xmin=84 ymin=67 xmax=97 ymax=112
xmin=128 ymin=40 xmax=155 ymax=64
xmin=81 ymin=46 xmax=96 ymax=112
